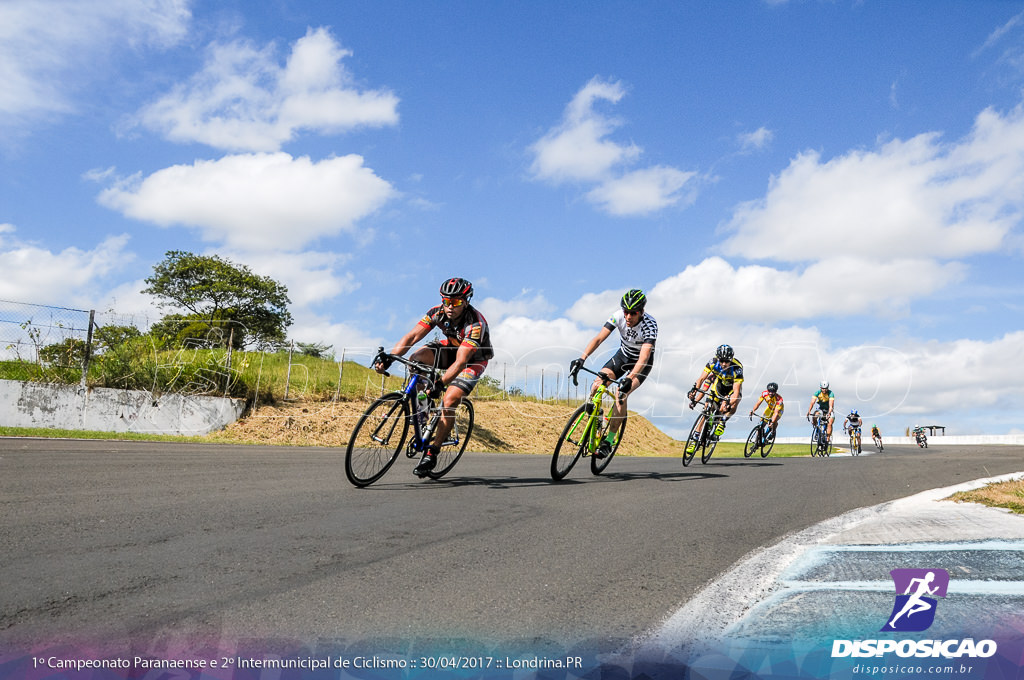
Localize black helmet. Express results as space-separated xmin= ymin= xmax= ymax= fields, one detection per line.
xmin=620 ymin=288 xmax=646 ymax=312
xmin=766 ymin=382 xmax=778 ymax=393
xmin=716 ymin=344 xmax=734 ymax=361
xmin=439 ymin=277 xmax=473 ymax=301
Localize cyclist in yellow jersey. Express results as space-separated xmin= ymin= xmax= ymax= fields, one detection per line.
xmin=749 ymin=382 xmax=784 ymax=436
xmin=805 ymin=380 xmax=836 ymax=439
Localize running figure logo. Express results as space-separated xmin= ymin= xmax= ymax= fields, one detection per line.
xmin=881 ymin=568 xmax=950 ymax=632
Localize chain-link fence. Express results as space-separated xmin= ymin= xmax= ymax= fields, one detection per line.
xmin=0 ymin=299 xmax=582 ymax=406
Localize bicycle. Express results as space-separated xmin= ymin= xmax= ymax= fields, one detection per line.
xmin=744 ymin=413 xmax=776 ymax=458
xmin=551 ymin=364 xmax=626 ymax=481
xmin=847 ymin=426 xmax=862 ymax=456
xmin=344 ymin=348 xmax=474 ymax=487
xmin=809 ymin=411 xmax=832 ymax=457
xmin=915 ymin=430 xmax=928 ymax=448
xmin=683 ymin=386 xmax=728 ymax=466
xmin=872 ymin=433 xmax=884 ymax=452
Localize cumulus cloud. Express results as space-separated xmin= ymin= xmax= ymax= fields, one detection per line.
xmin=134 ymin=27 xmax=399 ymax=151
xmin=0 ymin=0 xmax=190 ymax=126
xmin=528 ymin=76 xmax=696 ymax=216
xmin=587 ymin=166 xmax=697 ymax=216
xmin=721 ymin=103 xmax=1024 ymax=262
xmin=96 ymin=152 xmax=396 ymax=252
xmin=0 ymin=228 xmax=131 ymax=306
xmin=219 ymin=248 xmax=360 ymax=308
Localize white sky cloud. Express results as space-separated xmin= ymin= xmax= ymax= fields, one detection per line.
xmin=721 ymin=104 xmax=1024 ymax=262
xmin=587 ymin=166 xmax=697 ymax=216
xmin=96 ymin=152 xmax=397 ymax=252
xmin=134 ymin=27 xmax=399 ymax=152
xmin=737 ymin=126 xmax=774 ymax=152
xmin=220 ymin=249 xmax=360 ymax=308
xmin=529 ymin=76 xmax=695 ymax=217
xmin=0 ymin=229 xmax=130 ymax=306
xmin=0 ymin=0 xmax=190 ymax=126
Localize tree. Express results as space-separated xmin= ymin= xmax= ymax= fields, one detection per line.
xmin=143 ymin=251 xmax=293 ymax=350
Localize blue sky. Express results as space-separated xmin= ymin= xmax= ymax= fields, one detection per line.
xmin=3 ymin=0 xmax=1024 ymax=438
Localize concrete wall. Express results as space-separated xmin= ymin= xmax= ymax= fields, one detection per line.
xmin=0 ymin=379 xmax=246 ymax=436
xmin=757 ymin=435 xmax=1024 ymax=446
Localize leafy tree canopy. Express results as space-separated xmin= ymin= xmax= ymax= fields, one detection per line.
xmin=143 ymin=251 xmax=292 ymax=350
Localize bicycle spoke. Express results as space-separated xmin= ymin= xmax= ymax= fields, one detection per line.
xmin=345 ymin=393 xmax=409 ymax=487
xmin=552 ymin=405 xmax=589 ymax=480
xmin=427 ymin=400 xmax=474 ymax=480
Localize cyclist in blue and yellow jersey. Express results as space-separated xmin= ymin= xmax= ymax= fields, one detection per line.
xmin=688 ymin=344 xmax=744 ymax=441
xmin=805 ymin=380 xmax=836 ymax=440
xmin=749 ymin=382 xmax=784 ymax=436
xmin=570 ymin=289 xmax=657 ymax=458
xmin=374 ymin=277 xmax=493 ymax=477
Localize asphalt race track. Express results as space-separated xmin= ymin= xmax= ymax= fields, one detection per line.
xmin=2 ymin=438 xmax=1023 ymax=656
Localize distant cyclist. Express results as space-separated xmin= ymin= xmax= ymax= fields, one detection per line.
xmin=749 ymin=382 xmax=784 ymax=436
xmin=912 ymin=424 xmax=927 ymax=446
xmin=374 ymin=277 xmax=493 ymax=477
xmin=688 ymin=344 xmax=744 ymax=443
xmin=569 ymin=289 xmax=657 ymax=458
xmin=844 ymin=409 xmax=863 ymax=451
xmin=806 ymin=380 xmax=836 ymax=440
xmin=871 ymin=424 xmax=883 ymax=450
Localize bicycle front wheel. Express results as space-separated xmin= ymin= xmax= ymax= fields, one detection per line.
xmin=591 ymin=414 xmax=626 ymax=475
xmin=682 ymin=414 xmax=706 ymax=467
xmin=552 ymin=405 xmax=589 ymax=481
xmin=427 ymin=399 xmax=474 ymax=480
xmin=345 ymin=393 xmax=409 ymax=487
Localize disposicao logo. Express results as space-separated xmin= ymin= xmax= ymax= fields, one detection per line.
xmin=831 ymin=567 xmax=998 ymax=660
xmin=881 ymin=568 xmax=949 ymax=632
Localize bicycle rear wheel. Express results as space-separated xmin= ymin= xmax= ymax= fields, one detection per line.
xmin=591 ymin=413 xmax=626 ymax=475
xmin=345 ymin=393 xmax=409 ymax=487
xmin=552 ymin=405 xmax=589 ymax=481
xmin=426 ymin=399 xmax=474 ymax=480
xmin=761 ymin=427 xmax=775 ymax=457
xmin=700 ymin=422 xmax=719 ymax=464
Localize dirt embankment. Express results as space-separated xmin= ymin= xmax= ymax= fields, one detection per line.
xmin=205 ymin=398 xmax=682 ymax=457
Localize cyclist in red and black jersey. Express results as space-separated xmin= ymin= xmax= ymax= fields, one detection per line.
xmin=374 ymin=277 xmax=493 ymax=476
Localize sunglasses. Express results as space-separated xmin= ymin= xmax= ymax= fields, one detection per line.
xmin=441 ymin=296 xmax=466 ymax=307
xmin=622 ymin=308 xmax=642 ymax=316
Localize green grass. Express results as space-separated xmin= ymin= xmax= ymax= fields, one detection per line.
xmin=0 ymin=426 xmax=211 ymax=443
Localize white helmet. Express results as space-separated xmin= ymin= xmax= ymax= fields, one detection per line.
xmin=819 ymin=380 xmax=829 ymax=390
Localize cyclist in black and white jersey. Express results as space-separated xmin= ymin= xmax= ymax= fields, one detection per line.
xmin=569 ymin=289 xmax=657 ymax=458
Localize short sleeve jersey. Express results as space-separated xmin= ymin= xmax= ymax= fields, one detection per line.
xmin=705 ymin=357 xmax=744 ymax=390
xmin=417 ymin=304 xmax=494 ymax=362
xmin=603 ymin=310 xmax=658 ymax=362
xmin=847 ymin=414 xmax=862 ymax=427
xmin=813 ymin=389 xmax=835 ymax=410
xmin=761 ymin=390 xmax=784 ymax=414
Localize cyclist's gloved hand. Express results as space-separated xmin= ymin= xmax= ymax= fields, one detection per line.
xmin=569 ymin=357 xmax=584 ymax=384
xmin=617 ymin=376 xmax=632 ymax=394
xmin=373 ymin=352 xmax=393 ymax=373
xmin=428 ymin=378 xmax=446 ymax=400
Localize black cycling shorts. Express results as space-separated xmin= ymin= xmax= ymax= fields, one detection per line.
xmin=602 ymin=348 xmax=653 ymax=384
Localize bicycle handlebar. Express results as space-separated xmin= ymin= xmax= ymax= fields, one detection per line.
xmin=373 ymin=347 xmax=441 ymax=380
xmin=569 ymin=362 xmax=617 ymax=387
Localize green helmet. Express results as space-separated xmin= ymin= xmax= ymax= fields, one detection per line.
xmin=620 ymin=288 xmax=646 ymax=312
